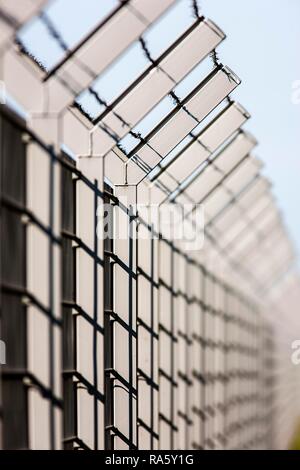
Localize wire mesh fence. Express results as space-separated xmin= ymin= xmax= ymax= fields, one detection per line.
xmin=1 ymin=107 xmax=277 ymax=450
xmin=0 ymin=0 xmax=299 ymax=452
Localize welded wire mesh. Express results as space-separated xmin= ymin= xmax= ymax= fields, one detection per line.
xmin=0 ymin=0 xmax=299 ymax=452
xmin=0 ymin=109 xmax=277 ymax=450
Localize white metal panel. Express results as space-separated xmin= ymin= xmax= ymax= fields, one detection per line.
xmin=186 ymin=68 xmax=240 ymax=121
xmin=159 ymin=101 xmax=249 ymax=190
xmin=204 ymin=186 xmax=232 ymax=221
xmin=237 ymin=177 xmax=270 ymax=212
xmin=158 ymin=239 xmax=178 ymax=449
xmin=200 ymin=102 xmax=248 ymax=150
xmin=28 ymin=389 xmax=51 ymax=449
xmin=130 ymin=0 xmax=177 ymax=23
xmin=164 ymin=142 xmax=209 ymax=186
xmin=184 ymin=132 xmax=256 ymax=203
xmin=188 ymin=261 xmax=204 ymax=449
xmin=241 ymin=193 xmax=273 ymax=221
xmin=216 ymin=132 xmax=256 ymax=173
xmin=0 ymin=0 xmax=46 ymax=47
xmin=52 ymin=1 xmax=177 ymax=110
xmin=204 ymin=156 xmax=262 ymax=221
xmin=77 ymin=388 xmax=94 ymax=449
xmin=3 ymin=49 xmax=44 ymax=115
xmin=0 ymin=18 xmax=12 ymax=46
xmin=0 ymin=0 xmax=46 ymax=24
xmin=207 ymin=178 xmax=270 ymax=242
xmin=161 ymin=19 xmax=224 ymax=81
xmin=185 ymin=164 xmax=220 ymax=202
xmin=146 ymin=111 xmax=196 ymax=158
xmin=56 ymin=7 xmax=146 ymax=96
xmin=224 ymin=156 xmax=262 ymax=194
xmin=229 ymin=216 xmax=281 ymax=260
xmin=137 ymin=219 xmax=159 ymax=449
xmin=146 ymin=69 xmax=240 ymax=161
xmin=26 ymin=141 xmax=62 ymax=449
xmin=76 ymin=157 xmax=104 ymax=449
xmin=175 ymin=251 xmax=188 ymax=449
xmin=113 ymin=186 xmax=137 ymax=449
xmin=100 ymin=20 xmax=225 ymax=146
xmin=242 ymin=228 xmax=287 ymax=265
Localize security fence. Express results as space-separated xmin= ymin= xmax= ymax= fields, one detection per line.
xmin=1 ymin=106 xmax=276 ymax=450
xmin=0 ymin=0 xmax=299 ymax=452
